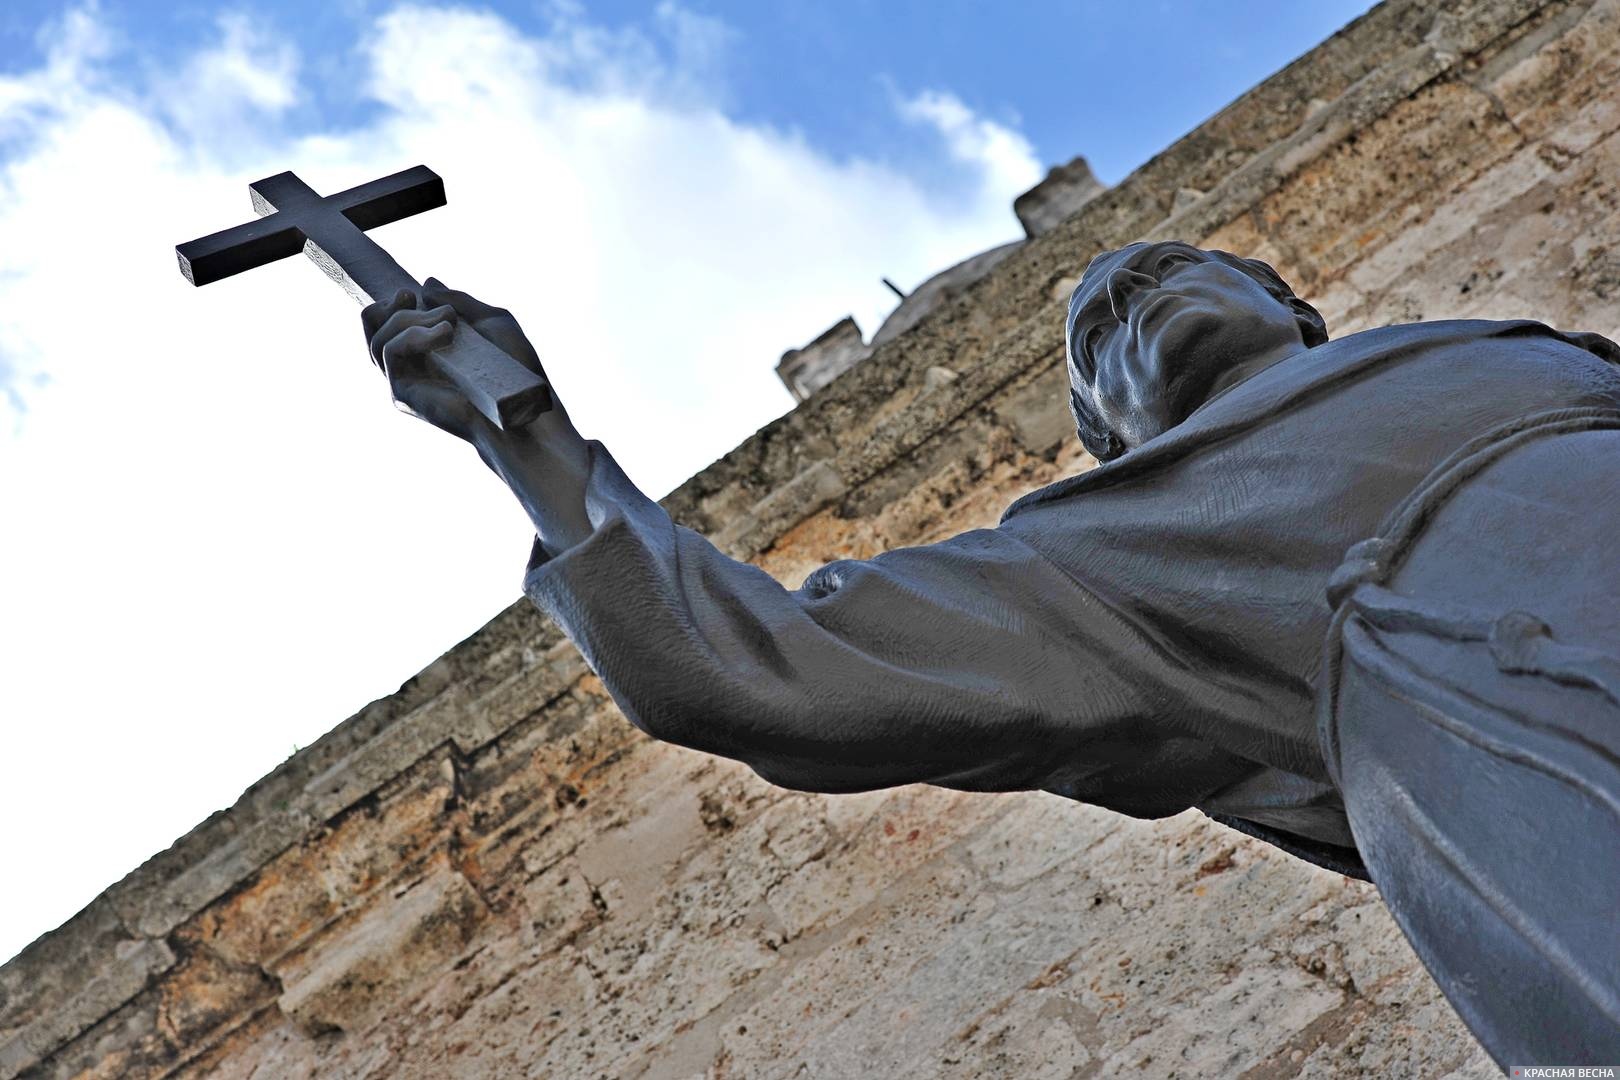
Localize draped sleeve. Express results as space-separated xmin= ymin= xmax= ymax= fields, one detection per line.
xmin=523 ymin=440 xmax=1254 ymax=813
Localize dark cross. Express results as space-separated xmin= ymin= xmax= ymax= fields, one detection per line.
xmin=176 ymin=165 xmax=550 ymax=429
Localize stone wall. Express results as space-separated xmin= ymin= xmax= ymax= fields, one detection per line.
xmin=6 ymin=0 xmax=1618 ymax=1075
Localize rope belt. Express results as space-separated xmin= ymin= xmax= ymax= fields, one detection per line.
xmin=1317 ymin=405 xmax=1620 ymax=783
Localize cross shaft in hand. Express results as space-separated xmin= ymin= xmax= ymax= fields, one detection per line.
xmin=176 ymin=166 xmax=550 ymax=429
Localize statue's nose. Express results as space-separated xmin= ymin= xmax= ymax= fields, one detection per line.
xmin=1106 ymin=267 xmax=1158 ymax=322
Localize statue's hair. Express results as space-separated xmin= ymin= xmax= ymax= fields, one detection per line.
xmin=1067 ymin=244 xmax=1329 ymax=463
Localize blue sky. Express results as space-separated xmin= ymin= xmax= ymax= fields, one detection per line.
xmin=1 ymin=1 xmax=1372 ymax=186
xmin=0 ymin=0 xmax=1371 ymax=964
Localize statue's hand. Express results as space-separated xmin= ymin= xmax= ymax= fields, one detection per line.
xmin=362 ymin=278 xmax=570 ymax=443
xmin=363 ymin=279 xmax=594 ymax=554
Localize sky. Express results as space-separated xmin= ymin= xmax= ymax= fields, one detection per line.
xmin=0 ymin=0 xmax=1373 ymax=964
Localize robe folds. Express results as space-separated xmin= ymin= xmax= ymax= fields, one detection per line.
xmin=523 ymin=318 xmax=1619 ymax=855
xmin=522 ymin=317 xmax=1620 ymax=1064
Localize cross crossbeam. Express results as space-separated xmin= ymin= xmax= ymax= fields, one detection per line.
xmin=177 ymin=166 xmax=550 ymax=429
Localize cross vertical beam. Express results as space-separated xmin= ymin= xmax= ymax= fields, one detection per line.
xmin=177 ymin=166 xmax=550 ymax=429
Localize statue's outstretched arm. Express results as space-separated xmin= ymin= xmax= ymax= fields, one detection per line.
xmin=362 ymin=280 xmax=594 ymax=560
xmin=520 ymin=440 xmax=1254 ymax=808
xmin=366 ymin=288 xmax=1247 ymax=809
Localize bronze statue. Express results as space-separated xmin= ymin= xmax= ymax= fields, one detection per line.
xmin=356 ymin=241 xmax=1620 ymax=1066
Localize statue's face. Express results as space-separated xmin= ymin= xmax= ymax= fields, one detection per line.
xmin=1067 ymin=241 xmax=1309 ymax=454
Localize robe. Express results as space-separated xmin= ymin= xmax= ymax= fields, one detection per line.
xmin=524 ymin=317 xmax=1615 ymax=849
xmin=522 ymin=319 xmax=1620 ymax=1062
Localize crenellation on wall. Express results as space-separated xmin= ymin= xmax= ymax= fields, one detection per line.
xmin=775 ymin=317 xmax=872 ymax=403
xmin=1014 ymin=156 xmax=1106 ymax=239
xmin=9 ymin=0 xmax=1620 ymax=1074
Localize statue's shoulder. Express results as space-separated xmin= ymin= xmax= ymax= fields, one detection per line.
xmin=997 ymin=317 xmax=1620 ymax=527
xmin=1335 ymin=317 xmax=1620 ymax=363
xmin=1333 ymin=317 xmax=1540 ymax=348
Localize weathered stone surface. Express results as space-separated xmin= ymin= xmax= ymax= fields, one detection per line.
xmin=194 ymin=752 xmax=459 ymax=970
xmin=1014 ymin=154 xmax=1107 ymax=238
xmin=992 ymin=362 xmax=1074 ymax=459
xmin=0 ymin=895 xmax=131 ymax=1049
xmin=0 ymin=936 xmax=174 ymax=1079
xmin=11 ymin=0 xmax=1620 ymax=1076
xmin=155 ymin=949 xmax=278 ymax=1052
xmin=126 ymin=810 xmax=318 ymax=940
xmin=274 ymin=859 xmax=487 ymax=1036
xmin=776 ymin=316 xmax=872 ymax=403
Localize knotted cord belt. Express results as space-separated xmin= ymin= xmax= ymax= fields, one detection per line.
xmin=1317 ymin=404 xmax=1620 ymax=786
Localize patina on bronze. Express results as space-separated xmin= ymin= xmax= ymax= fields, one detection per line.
xmin=361 ymin=241 xmax=1620 ymax=1066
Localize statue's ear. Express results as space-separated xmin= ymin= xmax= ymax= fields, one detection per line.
xmin=1287 ymin=296 xmax=1330 ymax=347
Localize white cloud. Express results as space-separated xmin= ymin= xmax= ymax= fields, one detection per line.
xmin=898 ymin=89 xmax=1044 ymax=203
xmin=148 ymin=13 xmax=301 ymax=150
xmin=0 ymin=7 xmax=111 ymax=145
xmin=0 ymin=3 xmax=1038 ymax=962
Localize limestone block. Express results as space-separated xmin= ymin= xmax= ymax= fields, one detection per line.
xmin=516 ymin=856 xmax=601 ymax=943
xmin=958 ymin=791 xmax=1118 ymax=891
xmin=0 ymin=937 xmax=173 ymax=1079
xmin=1274 ymin=80 xmax=1521 ymax=273
xmin=714 ymin=459 xmax=847 ymax=560
xmin=454 ymin=637 xmax=591 ymax=753
xmin=275 ymin=864 xmax=487 ymax=1035
xmin=722 ymin=860 xmax=991 ymax=1068
xmin=125 ymin=810 xmax=317 ymax=940
xmin=764 ymin=786 xmax=1007 ymax=941
xmin=28 ymin=987 xmax=170 ymax=1080
xmin=569 ymin=747 xmax=712 ymax=923
xmin=1482 ymin=0 xmax=1620 ymax=148
xmin=992 ymin=364 xmax=1073 ymax=459
xmin=198 ymin=756 xmax=456 ymax=969
xmin=301 ymin=690 xmax=467 ymax=820
xmin=0 ymin=894 xmax=130 ymax=1045
xmin=938 ymin=979 xmax=1101 ymax=1080
xmin=155 ymin=948 xmax=277 ymax=1051
xmin=1343 ymin=138 xmax=1562 ymax=298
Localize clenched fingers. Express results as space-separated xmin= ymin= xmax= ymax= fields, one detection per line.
xmin=367 ymin=304 xmax=457 ymax=370
xmin=422 ymin=277 xmax=505 ymax=323
xmin=361 ymin=288 xmax=417 ymax=351
xmin=379 ymin=320 xmax=455 ymax=383
xmin=421 ymin=277 xmax=541 ymax=372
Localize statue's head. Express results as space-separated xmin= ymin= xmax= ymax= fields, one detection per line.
xmin=1065 ymin=241 xmax=1328 ymax=462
